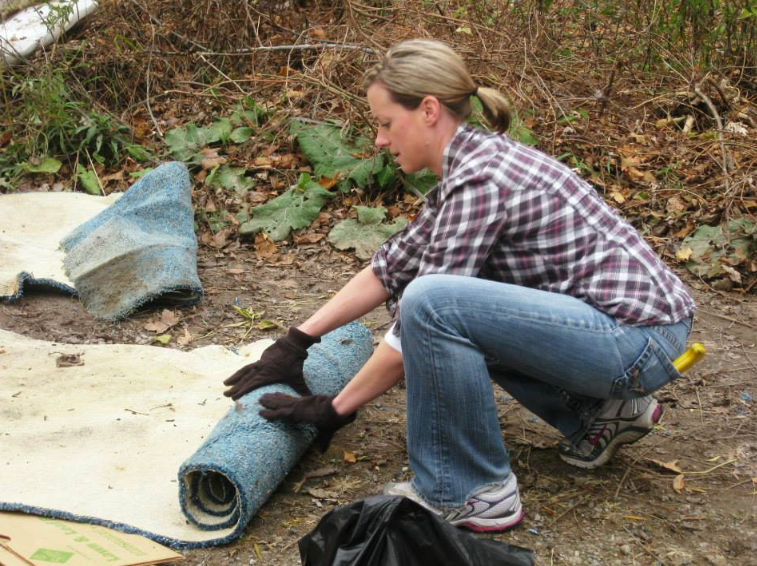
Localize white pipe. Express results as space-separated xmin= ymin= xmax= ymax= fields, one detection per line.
xmin=0 ymin=0 xmax=99 ymax=67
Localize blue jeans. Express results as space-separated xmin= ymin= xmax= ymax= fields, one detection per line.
xmin=399 ymin=274 xmax=692 ymax=508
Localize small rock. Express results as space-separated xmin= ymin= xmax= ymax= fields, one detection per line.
xmin=620 ymin=545 xmax=632 ymax=556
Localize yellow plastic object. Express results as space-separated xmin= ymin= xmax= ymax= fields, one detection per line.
xmin=672 ymin=343 xmax=706 ymax=373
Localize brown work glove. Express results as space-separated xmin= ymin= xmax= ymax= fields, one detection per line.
xmin=259 ymin=393 xmax=357 ymax=452
xmin=223 ymin=327 xmax=320 ymax=400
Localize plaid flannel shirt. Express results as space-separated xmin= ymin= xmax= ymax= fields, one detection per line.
xmin=372 ymin=124 xmax=695 ymax=338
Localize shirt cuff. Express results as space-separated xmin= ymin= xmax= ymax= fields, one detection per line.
xmin=383 ymin=324 xmax=402 ymax=353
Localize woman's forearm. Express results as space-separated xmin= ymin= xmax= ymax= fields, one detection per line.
xmin=331 ymin=340 xmax=405 ymax=416
xmin=298 ymin=265 xmax=390 ymax=337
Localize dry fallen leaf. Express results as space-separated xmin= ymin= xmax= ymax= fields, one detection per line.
xmin=306 ymin=487 xmax=339 ymax=499
xmin=343 ymin=450 xmax=357 ymax=464
xmin=253 ymin=156 xmax=274 ymax=168
xmin=275 ymin=254 xmax=296 ymax=266
xmin=101 ymin=170 xmax=124 ymax=183
xmin=667 ymin=195 xmax=688 ymax=213
xmin=212 ymin=228 xmax=231 ymax=249
xmin=673 ymin=473 xmax=685 ymax=494
xmin=161 ymin=309 xmax=181 ymax=329
xmin=629 ymin=132 xmax=648 ymax=144
xmin=673 ymin=220 xmax=696 ymax=239
xmin=646 ymin=458 xmax=684 ymax=473
xmin=249 ymin=190 xmax=269 ymax=206
xmin=318 ymin=175 xmax=340 ymax=190
xmin=721 ymin=264 xmax=742 ymax=284
xmin=275 ymin=154 xmax=296 ymax=169
xmin=676 ymin=247 xmax=693 ymax=262
xmin=201 ymin=156 xmax=227 ymax=170
xmin=254 ymin=233 xmax=277 ymax=259
xmin=153 ymin=334 xmax=172 ymax=345
xmin=177 ymin=327 xmax=193 ymax=347
xmin=609 ymin=190 xmax=626 ymax=204
xmin=294 ymin=232 xmax=325 ymax=245
xmin=144 ymin=320 xmax=169 ymax=333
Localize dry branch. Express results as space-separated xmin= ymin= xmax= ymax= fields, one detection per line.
xmin=693 ymin=80 xmax=731 ymax=194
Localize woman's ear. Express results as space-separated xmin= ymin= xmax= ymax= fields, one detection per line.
xmin=419 ymin=96 xmax=442 ymax=125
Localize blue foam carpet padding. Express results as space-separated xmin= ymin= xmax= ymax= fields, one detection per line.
xmin=2 ymin=273 xmax=75 ymax=301
xmin=60 ymin=162 xmax=203 ymax=321
xmin=178 ymin=322 xmax=373 ymax=547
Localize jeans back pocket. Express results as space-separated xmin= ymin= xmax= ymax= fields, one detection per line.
xmin=611 ymin=337 xmax=683 ymax=400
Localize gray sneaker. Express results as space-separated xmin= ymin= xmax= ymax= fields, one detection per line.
xmin=559 ymin=396 xmax=664 ymax=469
xmin=383 ymin=473 xmax=524 ymax=532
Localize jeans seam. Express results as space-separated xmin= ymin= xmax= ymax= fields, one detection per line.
xmin=421 ymin=305 xmax=452 ymax=506
xmin=438 ymin=302 xmax=617 ymax=334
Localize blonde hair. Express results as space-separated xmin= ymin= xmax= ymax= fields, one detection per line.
xmin=364 ymin=39 xmax=511 ymax=134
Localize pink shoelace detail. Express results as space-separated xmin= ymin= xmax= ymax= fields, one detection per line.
xmin=589 ymin=425 xmax=607 ymax=446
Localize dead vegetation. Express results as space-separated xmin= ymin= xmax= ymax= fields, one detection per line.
xmin=3 ymin=0 xmax=755 ymax=290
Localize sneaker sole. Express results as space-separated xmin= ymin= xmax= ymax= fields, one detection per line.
xmin=560 ymin=402 xmax=664 ymax=469
xmin=451 ymin=507 xmax=525 ymax=532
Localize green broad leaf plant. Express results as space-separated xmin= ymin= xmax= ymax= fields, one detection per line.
xmin=290 ymin=120 xmax=396 ymax=192
xmin=681 ymin=218 xmax=757 ymax=284
xmin=237 ymin=174 xmax=334 ymax=241
xmin=328 ymin=205 xmax=409 ymax=259
xmin=206 ymin=164 xmax=255 ymax=195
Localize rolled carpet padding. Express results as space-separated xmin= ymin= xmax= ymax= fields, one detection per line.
xmin=178 ymin=322 xmax=373 ymax=539
xmin=0 ymin=322 xmax=373 ymax=549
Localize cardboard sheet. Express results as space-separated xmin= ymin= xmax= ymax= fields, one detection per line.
xmin=0 ymin=512 xmax=182 ymax=566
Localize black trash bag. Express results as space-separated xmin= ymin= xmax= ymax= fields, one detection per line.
xmin=299 ymin=495 xmax=535 ymax=566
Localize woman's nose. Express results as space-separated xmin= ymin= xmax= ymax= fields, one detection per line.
xmin=375 ymin=131 xmax=389 ymax=148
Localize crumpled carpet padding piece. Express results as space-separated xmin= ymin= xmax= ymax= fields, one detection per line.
xmin=60 ymin=162 xmax=203 ymax=320
xmin=0 ymin=322 xmax=373 ymax=549
xmin=0 ymin=191 xmax=120 ymax=299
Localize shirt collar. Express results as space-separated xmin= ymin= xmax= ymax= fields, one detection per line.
xmin=441 ymin=123 xmax=477 ymax=179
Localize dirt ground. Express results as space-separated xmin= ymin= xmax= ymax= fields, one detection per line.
xmin=1 ymin=242 xmax=755 ymax=566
